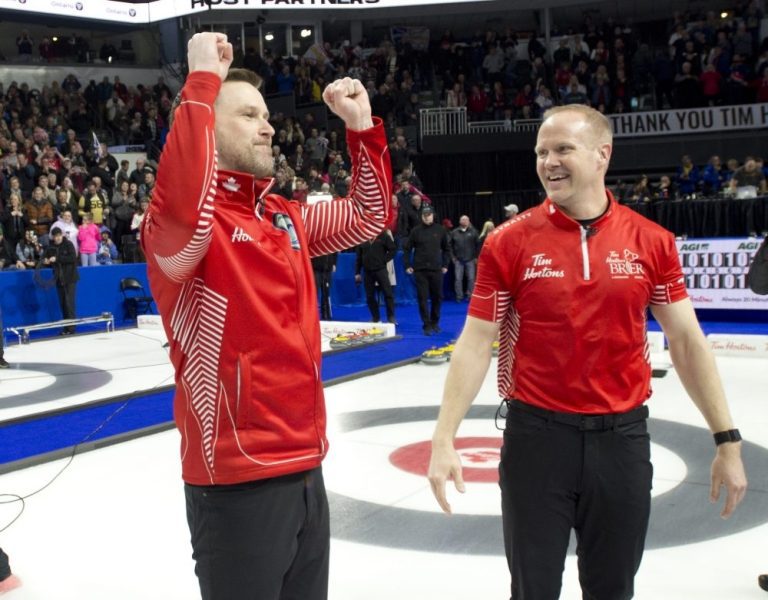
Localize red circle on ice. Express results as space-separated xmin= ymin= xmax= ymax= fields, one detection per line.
xmin=389 ymin=437 xmax=502 ymax=483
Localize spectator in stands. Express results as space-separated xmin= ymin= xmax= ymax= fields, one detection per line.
xmin=654 ymin=174 xmax=675 ymax=200
xmin=44 ymin=226 xmax=79 ymax=335
xmin=37 ymin=174 xmax=56 ymax=206
xmin=403 ymin=205 xmax=449 ymax=335
xmin=449 ymin=215 xmax=479 ymax=302
xmin=51 ymin=209 xmax=79 ymax=254
xmin=16 ymin=30 xmax=33 ymax=62
xmin=534 ymin=85 xmax=555 ymax=116
xmin=675 ymin=154 xmax=700 ymax=196
xmin=289 ymin=144 xmax=308 ymax=177
xmin=77 ymin=212 xmax=100 ymax=266
xmin=701 ymin=155 xmax=728 ymax=195
xmin=1 ymin=193 xmax=25 ymax=249
xmin=131 ymin=196 xmax=149 ymax=242
xmin=138 ymin=168 xmax=155 ymax=200
xmin=24 ymin=186 xmax=53 ymax=241
xmin=97 ymin=229 xmax=118 ymax=265
xmin=563 ymin=79 xmax=589 ymax=105
xmin=700 ymin=63 xmax=723 ymax=105
xmin=467 ymin=84 xmax=489 ymax=120
xmin=0 ymin=225 xmax=23 ymax=270
xmin=729 ymin=156 xmax=767 ymax=198
xmin=653 ymin=50 xmax=676 ymax=109
xmin=129 ymin=158 xmax=147 ymax=187
xmin=675 ymin=61 xmax=702 ymax=108
xmin=628 ymin=175 xmax=652 ymax=202
xmin=446 ymin=82 xmax=467 ymax=108
xmin=16 ymin=228 xmax=42 ymax=269
xmin=504 ymin=203 xmax=519 ymax=220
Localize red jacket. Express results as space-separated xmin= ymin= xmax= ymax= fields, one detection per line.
xmin=469 ymin=192 xmax=687 ymax=414
xmin=142 ymin=72 xmax=392 ymax=485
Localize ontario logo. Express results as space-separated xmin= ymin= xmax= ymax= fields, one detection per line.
xmin=606 ymin=249 xmax=645 ymax=278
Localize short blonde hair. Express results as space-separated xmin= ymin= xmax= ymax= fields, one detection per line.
xmin=542 ymin=105 xmax=613 ymax=146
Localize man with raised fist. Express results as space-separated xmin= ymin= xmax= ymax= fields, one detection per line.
xmin=142 ymin=32 xmax=391 ymax=600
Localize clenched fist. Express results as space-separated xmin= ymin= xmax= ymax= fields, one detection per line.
xmin=187 ymin=32 xmax=233 ymax=81
xmin=322 ymin=77 xmax=374 ymax=131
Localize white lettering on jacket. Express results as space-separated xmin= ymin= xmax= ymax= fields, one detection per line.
xmin=231 ymin=227 xmax=253 ymax=243
xmin=523 ymin=253 xmax=565 ymax=280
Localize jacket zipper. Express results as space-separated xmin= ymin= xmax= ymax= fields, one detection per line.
xmin=580 ymin=226 xmax=591 ymax=280
xmin=275 ymin=238 xmax=324 ymax=452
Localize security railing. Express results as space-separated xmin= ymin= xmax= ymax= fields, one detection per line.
xmin=419 ymin=107 xmax=535 ymax=142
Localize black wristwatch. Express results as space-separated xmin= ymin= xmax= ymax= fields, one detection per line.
xmin=713 ymin=429 xmax=742 ymax=446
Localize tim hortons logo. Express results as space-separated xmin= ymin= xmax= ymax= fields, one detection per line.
xmin=523 ymin=253 xmax=565 ymax=280
xmin=231 ymin=227 xmax=253 ymax=242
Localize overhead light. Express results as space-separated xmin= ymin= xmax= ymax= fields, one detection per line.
xmin=300 ymin=28 xmax=312 ymax=38
xmin=720 ymin=11 xmax=728 ymax=18
xmin=52 ymin=36 xmax=58 ymax=42
xmin=265 ymin=32 xmax=274 ymax=41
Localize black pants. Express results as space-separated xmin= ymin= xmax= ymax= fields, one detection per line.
xmin=313 ymin=270 xmax=332 ymax=320
xmin=413 ymin=269 xmax=443 ymax=327
xmin=363 ymin=268 xmax=395 ymax=322
xmin=0 ymin=547 xmax=10 ymax=580
xmin=499 ymin=402 xmax=652 ymax=600
xmin=56 ymin=282 xmax=76 ymax=332
xmin=185 ymin=467 xmax=330 ymax=600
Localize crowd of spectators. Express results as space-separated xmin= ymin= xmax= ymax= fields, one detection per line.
xmin=612 ymin=153 xmax=768 ymax=204
xmin=236 ymin=1 xmax=768 ymax=124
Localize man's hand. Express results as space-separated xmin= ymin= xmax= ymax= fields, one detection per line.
xmin=187 ymin=32 xmax=233 ymax=81
xmin=354 ymin=273 xmax=362 ymax=283
xmin=427 ymin=441 xmax=465 ymax=514
xmin=322 ymin=77 xmax=374 ymax=131
xmin=441 ymin=267 xmax=448 ymax=274
xmin=710 ymin=444 xmax=747 ymax=518
xmin=406 ymin=267 xmax=414 ymax=274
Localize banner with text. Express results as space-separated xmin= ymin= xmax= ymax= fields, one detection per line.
xmin=0 ymin=0 xmax=497 ymax=23
xmin=677 ymin=238 xmax=768 ymax=309
xmin=610 ymin=104 xmax=768 ymax=138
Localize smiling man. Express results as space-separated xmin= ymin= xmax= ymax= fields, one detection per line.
xmin=428 ymin=104 xmax=746 ymax=600
xmin=142 ymin=32 xmax=391 ymax=600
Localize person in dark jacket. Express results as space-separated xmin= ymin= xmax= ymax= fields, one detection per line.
xmin=748 ymin=236 xmax=768 ymax=295
xmin=449 ymin=215 xmax=479 ymax=301
xmin=43 ymin=226 xmax=79 ymax=334
xmin=355 ymin=230 xmax=397 ymax=323
xmin=403 ymin=205 xmax=449 ymax=334
xmin=311 ymin=252 xmax=337 ymax=320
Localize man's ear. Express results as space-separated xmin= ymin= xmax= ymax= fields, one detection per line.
xmin=597 ymin=142 xmax=612 ymax=169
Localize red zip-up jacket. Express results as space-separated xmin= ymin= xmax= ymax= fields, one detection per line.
xmin=142 ymin=72 xmax=391 ymax=485
xmin=469 ymin=192 xmax=687 ymax=414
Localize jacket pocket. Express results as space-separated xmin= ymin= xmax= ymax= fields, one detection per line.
xmin=235 ymin=353 xmax=251 ymax=430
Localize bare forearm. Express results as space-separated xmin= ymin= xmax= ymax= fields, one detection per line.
xmin=433 ymin=341 xmax=493 ymax=444
xmin=669 ymin=335 xmax=734 ymax=432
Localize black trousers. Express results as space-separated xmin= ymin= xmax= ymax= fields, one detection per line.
xmin=0 ymin=547 xmax=10 ymax=580
xmin=363 ymin=268 xmax=395 ymax=322
xmin=56 ymin=282 xmax=76 ymax=332
xmin=499 ymin=402 xmax=652 ymax=600
xmin=185 ymin=467 xmax=330 ymax=600
xmin=413 ymin=269 xmax=443 ymax=327
xmin=313 ymin=270 xmax=332 ymax=320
